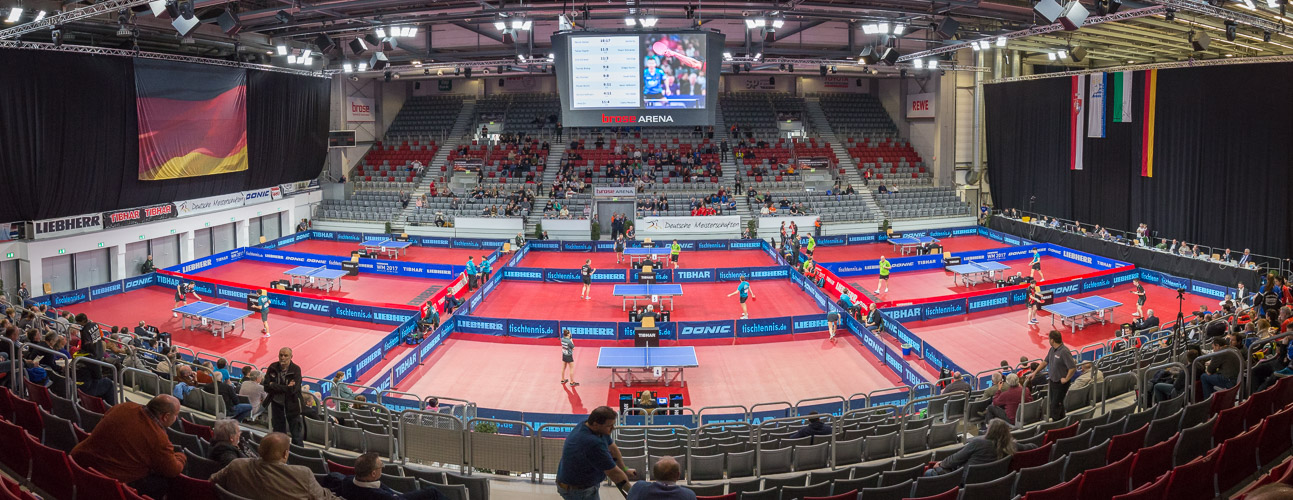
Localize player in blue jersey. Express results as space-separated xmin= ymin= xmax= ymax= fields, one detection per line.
xmin=1029 ymin=249 xmax=1044 ymax=281
xmin=726 ymin=276 xmax=756 ymax=319
xmin=643 ymin=56 xmax=666 ymax=99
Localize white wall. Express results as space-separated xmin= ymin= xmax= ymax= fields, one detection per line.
xmin=722 ymin=75 xmax=796 ymax=93
xmin=4 ymin=197 xmax=299 ymax=294
xmin=904 ymin=73 xmax=956 ymax=187
xmin=379 ymin=80 xmax=409 ymax=137
xmin=797 ymin=75 xmax=873 ymax=94
xmin=410 ymin=78 xmax=485 ymax=97
xmin=483 ymin=75 xmax=557 ymax=95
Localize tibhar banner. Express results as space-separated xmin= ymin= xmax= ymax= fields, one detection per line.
xmin=636 ymin=216 xmax=741 ymax=234
xmin=103 ymin=203 xmax=178 ymax=229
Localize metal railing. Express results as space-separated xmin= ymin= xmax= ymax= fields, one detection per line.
xmin=22 ymin=343 xmax=71 ymax=398
xmin=1138 ymin=361 xmax=1183 ymax=410
xmin=1244 ymin=332 xmax=1293 ymax=398
xmin=0 ymin=336 xmax=22 ymax=392
xmin=69 ymin=356 xmax=122 ymax=408
xmin=753 ymin=414 xmax=837 ymax=475
xmin=1188 ymin=348 xmax=1244 ymax=404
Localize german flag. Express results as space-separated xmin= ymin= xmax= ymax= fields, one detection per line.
xmin=1140 ymin=69 xmax=1158 ymax=177
xmin=136 ymin=59 xmax=247 ymax=181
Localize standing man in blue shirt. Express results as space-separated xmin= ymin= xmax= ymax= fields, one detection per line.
xmin=557 ymin=406 xmax=637 ymax=500
xmin=1029 ymin=249 xmax=1044 ymax=281
xmin=465 ymin=257 xmax=478 ymax=290
xmin=726 ymin=276 xmax=755 ymax=319
xmin=253 ymin=289 xmax=271 ymax=337
xmin=480 ymin=257 xmax=493 ymax=281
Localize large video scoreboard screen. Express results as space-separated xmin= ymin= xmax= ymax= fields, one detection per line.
xmin=554 ymin=30 xmax=724 ymax=127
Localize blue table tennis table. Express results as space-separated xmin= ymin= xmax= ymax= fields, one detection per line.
xmin=948 ymin=261 xmax=1014 ymax=287
xmin=284 ymin=266 xmax=350 ymax=292
xmin=597 ymin=346 xmax=698 ymax=387
xmin=889 ymin=236 xmax=940 ymax=255
xmin=1043 ymin=295 xmax=1123 ymax=330
xmin=172 ymin=301 xmax=252 ymax=339
xmin=613 ymin=284 xmax=684 ymax=311
xmin=623 ymin=247 xmax=673 ymax=265
xmin=362 ymin=239 xmax=413 ymax=259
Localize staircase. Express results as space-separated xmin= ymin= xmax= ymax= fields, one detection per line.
xmin=526 ymin=141 xmax=566 ymax=236
xmin=393 ymin=100 xmax=477 ymax=230
xmin=805 ymin=97 xmax=862 ymax=192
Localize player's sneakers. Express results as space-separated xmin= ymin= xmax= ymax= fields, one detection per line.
xmin=1028 ymin=319 xmax=1038 ymax=325
xmin=584 ymin=296 xmax=591 ymax=300
xmin=874 ymin=289 xmax=881 ymax=294
xmin=884 ymin=288 xmax=889 ymax=293
xmin=172 ymin=312 xmax=178 ymax=318
xmin=263 ymin=332 xmax=271 ymax=337
xmin=1133 ymin=313 xmax=1141 ymax=317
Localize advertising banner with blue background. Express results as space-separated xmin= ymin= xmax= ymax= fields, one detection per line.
xmin=675 ymin=320 xmax=735 ymax=340
xmin=735 ymin=317 xmax=793 ymax=337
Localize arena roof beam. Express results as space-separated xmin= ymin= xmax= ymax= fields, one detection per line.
xmin=896 ymin=5 xmax=1167 ymax=61
xmin=0 ymin=0 xmax=151 ymax=40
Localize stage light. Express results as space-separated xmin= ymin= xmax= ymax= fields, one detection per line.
xmin=753 ymin=52 xmax=762 ymax=60
xmin=877 ymin=22 xmax=889 ymax=34
xmin=349 ymin=38 xmax=368 ymax=55
xmin=723 ymin=51 xmax=732 ymax=60
xmin=772 ymin=19 xmax=784 ymax=28
xmin=997 ymin=36 xmax=1007 ymax=47
xmin=640 ymin=17 xmax=658 ymax=27
xmin=1225 ymin=20 xmax=1237 ymax=41
xmin=51 ymin=27 xmax=61 ymax=46
xmin=301 ymin=49 xmax=312 ymax=59
xmin=494 ymin=20 xmax=506 ymax=30
xmin=376 ymin=27 xmax=387 ymax=38
xmin=33 ymin=10 xmax=44 ymax=21
xmin=914 ymin=59 xmax=924 ymax=68
xmin=971 ymin=40 xmax=981 ymax=51
xmin=5 ymin=8 xmax=22 ymax=23
xmin=511 ymin=19 xmax=523 ymax=29
xmin=929 ymin=59 xmax=939 ymax=69
xmin=1058 ymin=49 xmax=1068 ymax=58
xmin=358 ymin=62 xmax=368 ymax=71
xmin=1240 ymin=0 xmax=1256 ymax=9
xmin=343 ymin=62 xmax=353 ymax=72
xmin=893 ymin=24 xmax=906 ymax=35
xmin=745 ymin=18 xmax=766 ymax=29
xmin=779 ymin=63 xmax=786 ymax=71
xmin=548 ymin=53 xmax=555 ymax=61
xmin=862 ymin=23 xmax=876 ymax=34
xmin=287 ymin=54 xmax=297 ymax=64
xmin=1047 ymin=52 xmax=1057 ymax=60
xmin=412 ymin=59 xmax=423 ymax=67
xmin=625 ymin=17 xmax=636 ymax=26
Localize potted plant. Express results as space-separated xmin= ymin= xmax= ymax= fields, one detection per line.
xmin=534 ymin=222 xmax=544 ymax=240
xmin=590 ymin=220 xmax=601 ymax=241
xmin=880 ymin=219 xmax=891 ymax=234
xmin=384 ymin=221 xmax=394 ymax=234
xmin=746 ymin=220 xmax=757 ymax=238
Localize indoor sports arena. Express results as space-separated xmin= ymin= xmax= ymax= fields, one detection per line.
xmin=1 ymin=1 xmax=1292 ymax=499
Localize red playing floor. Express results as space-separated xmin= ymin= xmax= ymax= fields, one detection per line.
xmin=902 ymin=282 xmax=1218 ymax=375
xmin=394 ymin=335 xmax=902 ymax=413
xmin=518 ymin=249 xmax=778 ymax=269
xmin=810 ymin=235 xmax=1009 ymax=263
xmin=469 ymin=281 xmax=823 ymax=322
xmin=861 ymin=256 xmax=1098 ymax=303
xmin=277 ymin=239 xmax=490 ymax=266
xmin=191 ymin=260 xmax=451 ymax=307
xmin=63 ymin=287 xmax=396 ymax=378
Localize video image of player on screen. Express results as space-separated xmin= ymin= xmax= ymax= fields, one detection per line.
xmin=641 ymin=34 xmax=707 ymax=109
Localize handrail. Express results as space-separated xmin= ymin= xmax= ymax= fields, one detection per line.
xmin=749 ymin=401 xmax=793 ymax=423
xmin=899 ymin=394 xmax=954 ymax=454
xmin=0 ymin=337 xmax=23 ymax=392
xmin=171 ymin=345 xmax=197 ymax=361
xmin=844 ymin=392 xmax=871 ymax=411
xmin=866 ymin=385 xmax=914 ymax=410
xmin=423 ymin=395 xmax=476 ymax=422
xmin=464 ymin=417 xmax=537 ymax=479
xmin=194 ymin=351 xmax=227 ymax=365
xmin=1076 ymin=340 xmax=1109 ymax=363
xmin=1244 ymin=332 xmax=1293 ymax=399
xmin=1138 ymin=361 xmax=1183 ymax=410
xmin=697 ymin=405 xmax=751 ymax=425
xmin=69 ymin=355 xmax=123 ymax=408
xmin=793 ymin=396 xmax=846 ymax=417
xmin=917 ymin=377 xmax=959 ymax=399
xmin=398 ymin=408 xmax=467 ymax=473
xmin=322 ymin=395 xmax=389 ymax=449
xmin=973 ymin=368 xmax=1003 ymax=391
xmin=22 ymin=343 xmax=72 ymax=398
xmin=379 ymin=390 xmax=424 ymax=411
xmin=620 ymin=407 xmax=650 ymax=426
xmin=1187 ymin=348 xmax=1244 ymax=404
xmin=173 ymin=357 xmax=222 ymax=416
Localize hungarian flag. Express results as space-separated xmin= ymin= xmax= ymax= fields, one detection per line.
xmin=136 ymin=59 xmax=248 ymax=181
xmin=1111 ymin=71 xmax=1133 ymax=123
xmin=1141 ymin=69 xmax=1159 ymax=177
xmin=1070 ymin=74 xmax=1086 ymax=170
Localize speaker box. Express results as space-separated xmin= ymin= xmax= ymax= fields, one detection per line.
xmin=1070 ymin=46 xmax=1088 ymax=62
xmin=1034 ymin=0 xmax=1064 ymax=23
xmin=1192 ymin=31 xmax=1211 ymax=51
xmin=216 ymin=10 xmax=241 ymax=35
xmin=1058 ymin=0 xmax=1090 ymax=30
xmin=314 ymin=33 xmax=336 ymax=53
xmin=881 ymin=47 xmax=900 ymax=66
xmin=935 ymin=17 xmax=960 ymax=39
xmin=859 ymin=46 xmax=880 ymax=65
xmin=370 ymin=52 xmax=389 ymax=70
xmin=381 ymin=38 xmax=398 ymax=52
xmin=275 ymin=9 xmax=293 ymax=23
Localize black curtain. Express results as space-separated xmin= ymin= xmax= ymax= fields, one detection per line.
xmin=0 ymin=49 xmax=330 ymax=223
xmin=985 ymin=65 xmax=1293 ymax=259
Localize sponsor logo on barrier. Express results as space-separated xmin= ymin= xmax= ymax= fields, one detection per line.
xmin=567 ymin=325 xmax=616 ymax=337
xmin=681 ymin=324 xmax=732 ymax=336
xmin=1162 ymin=275 xmax=1188 ymax=291
xmin=421 ymin=330 xmax=446 ymax=358
xmin=1051 ymin=282 xmax=1081 ymax=296
xmin=750 ymin=268 xmax=788 ymax=279
xmin=886 ymin=320 xmax=919 ymax=348
xmin=924 ymin=302 xmax=964 ymax=317
xmin=375 ymin=311 xmax=411 ymax=323
xmin=336 ymin=306 xmax=371 ymax=320
xmin=1191 ymin=283 xmax=1225 ymax=299
xmin=565 ymin=242 xmax=592 ymax=251
xmin=338 ymin=234 xmax=361 ymax=242
xmin=395 ymin=353 xmax=417 ymax=378
xmin=425 ymin=239 xmax=450 ymax=246
xmin=885 ymin=352 xmax=903 ymax=374
xmin=739 ymin=321 xmax=788 ymax=335
xmin=510 ymin=322 xmax=557 ymax=336
xmin=157 ymin=274 xmax=180 ymax=287
xmin=355 ymin=348 xmax=382 ymax=375
xmin=698 ymin=242 xmax=728 ymax=250
xmin=889 ymin=307 xmax=922 ymax=321
xmin=460 ymin=319 xmax=504 ymax=331
xmin=549 ymin=270 xmax=580 ymax=281
xmin=969 ymin=296 xmax=1009 ymax=309
xmin=385 ymin=334 xmax=401 ymax=350
xmin=1061 ymin=250 xmax=1094 ymax=265
xmin=1082 ymin=278 xmax=1112 ymax=291
xmin=925 ymin=347 xmax=946 ymax=369
xmin=1113 ymin=273 xmax=1137 ymax=285
xmin=794 ymin=318 xmax=827 ymax=331
xmin=505 ymin=270 xmax=543 ymax=279
xmin=217 ymin=287 xmax=248 ymax=300
xmin=125 ymin=276 xmax=152 ymax=291
xmin=1005 ymin=237 xmax=1021 ymax=245
xmin=953 ymin=228 xmax=978 ymax=236
xmin=1139 ymin=272 xmax=1161 ymax=284
xmin=91 ymin=282 xmax=122 ymax=297
xmin=54 ymin=292 xmax=87 ymax=306
xmin=675 ymin=270 xmax=713 ymax=280
xmin=716 ymin=269 xmax=747 ymax=280
xmin=292 ymin=300 xmax=330 ymax=314
xmin=181 ymin=259 xmax=213 ymax=273
xmin=315 ymin=232 xmax=335 ymax=239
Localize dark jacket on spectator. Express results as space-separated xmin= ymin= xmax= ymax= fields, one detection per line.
xmin=992 ymin=386 xmax=1033 ymax=422
xmin=938 ymin=436 xmax=1038 ymax=472
xmin=208 ymin=441 xmax=245 ymax=468
xmin=790 ymin=420 xmax=832 ymax=439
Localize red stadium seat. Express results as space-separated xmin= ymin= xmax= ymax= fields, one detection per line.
xmin=1162 ymin=449 xmax=1219 ymax=500
xmin=1130 ymin=433 xmax=1177 ymax=488
xmin=1077 ymin=453 xmax=1134 ymax=500
xmin=1106 ymin=424 xmax=1148 ymax=462
xmin=1012 ymin=443 xmax=1053 ymax=472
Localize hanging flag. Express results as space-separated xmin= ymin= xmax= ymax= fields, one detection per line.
xmin=1070 ymin=74 xmax=1086 ymax=170
xmin=1141 ymin=69 xmax=1158 ymax=177
xmin=1088 ymin=72 xmax=1106 ymax=138
xmin=1111 ymin=71 xmax=1133 ymax=123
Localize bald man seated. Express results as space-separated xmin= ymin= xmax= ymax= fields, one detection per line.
xmin=626 ymin=456 xmax=697 ymax=500
xmin=211 ymin=432 xmax=343 ymax=500
xmin=70 ymin=394 xmax=187 ymax=499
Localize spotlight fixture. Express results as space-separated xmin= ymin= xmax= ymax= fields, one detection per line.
xmin=177 ymin=0 xmax=193 ymax=19
xmin=287 ymin=55 xmax=297 ymax=64
xmin=723 ymin=51 xmax=733 ymax=60
xmin=830 ymin=65 xmax=837 ymax=74
xmin=1047 ymin=52 xmax=1057 ymax=60
xmin=893 ymin=24 xmax=906 ymax=35
xmin=971 ymin=41 xmax=981 ymax=51
xmin=779 ymin=63 xmax=786 ymax=71
xmin=914 ymin=59 xmax=924 ymax=68
xmin=454 ymin=66 xmax=461 ymax=75
xmin=1057 ymin=49 xmax=1068 ymax=58
xmin=358 ymin=62 xmax=368 ymax=71
xmin=32 ymin=10 xmax=44 ymax=21
xmin=765 ymin=28 xmax=776 ymax=42
xmin=745 ymin=18 xmax=767 ymax=29
xmin=996 ymin=36 xmax=1007 ymax=47
xmin=743 ymin=63 xmax=751 ymax=71
xmin=753 ymin=52 xmax=761 ymax=60
xmin=301 ymin=49 xmax=312 ymax=59
xmin=376 ymin=27 xmax=387 ymax=38
xmin=51 ymin=26 xmax=62 ymax=46
xmin=494 ymin=20 xmax=506 ymax=30
xmin=788 ymin=64 xmax=794 ymax=72
xmin=1265 ymin=31 xmax=1272 ymax=42
xmin=502 ymin=28 xmax=515 ymax=44
xmin=348 ymin=38 xmax=368 ymax=55
xmin=928 ymin=59 xmax=939 ymax=69
xmin=640 ymin=17 xmax=658 ymax=27
xmin=819 ymin=64 xmax=827 ymax=75
xmin=685 ymin=4 xmax=695 ymax=18
xmin=5 ymin=7 xmax=22 ymax=23
xmin=1164 ymin=8 xmax=1175 ymax=20
xmin=343 ymin=62 xmax=354 ymax=72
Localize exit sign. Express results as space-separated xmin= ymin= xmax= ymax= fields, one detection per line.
xmin=4 ymin=253 xmax=12 ymax=258
xmin=57 ymin=249 xmax=66 ymax=254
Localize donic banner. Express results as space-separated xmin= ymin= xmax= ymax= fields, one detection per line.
xmin=135 ymin=59 xmax=247 ymax=181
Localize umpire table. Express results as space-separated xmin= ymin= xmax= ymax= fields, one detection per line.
xmin=597 ymin=347 xmax=698 ymax=387
xmin=613 ymin=283 xmax=683 ymax=311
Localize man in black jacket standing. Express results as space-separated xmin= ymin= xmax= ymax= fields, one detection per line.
xmin=265 ymin=347 xmax=304 ymax=446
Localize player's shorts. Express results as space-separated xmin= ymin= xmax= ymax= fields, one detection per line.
xmin=739 ymin=295 xmax=748 ymax=304
xmin=261 ymin=310 xmax=270 ymax=321
xmin=1031 ymin=262 xmax=1042 ymax=270
xmin=828 ymin=312 xmax=841 ymax=322
xmin=1137 ymin=297 xmax=1147 ymax=306
xmin=175 ymin=293 xmax=184 ymax=302
xmin=880 ymin=274 xmax=890 ymax=281
xmin=562 ymin=353 xmax=574 ymax=363
xmin=670 ymin=254 xmax=679 ymax=262
xmin=582 ymin=278 xmax=592 ymax=285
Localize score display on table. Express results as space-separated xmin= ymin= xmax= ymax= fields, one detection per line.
xmin=553 ymin=30 xmax=724 ymax=127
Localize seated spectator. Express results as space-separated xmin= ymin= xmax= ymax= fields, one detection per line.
xmin=331 ymin=452 xmax=443 ymax=499
xmin=627 ymin=456 xmax=695 ymax=500
xmin=208 ymin=418 xmax=252 ymax=468
xmin=924 ymin=419 xmax=1036 ymax=476
xmin=789 ymin=411 xmax=833 ymax=439
xmin=173 ymin=365 xmax=198 ymax=400
xmin=1133 ymin=309 xmax=1160 ymax=331
xmin=941 ymin=374 xmax=972 ymax=394
xmin=239 ymin=370 xmax=268 ymax=421
xmin=70 ymin=395 xmax=187 ymax=498
xmin=212 ymin=432 xmax=342 ymax=499
xmin=984 ymin=373 xmax=1031 ymax=424
xmin=1069 ymin=361 xmax=1103 ymax=391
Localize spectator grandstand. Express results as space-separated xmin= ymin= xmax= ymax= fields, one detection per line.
xmin=747 ymin=191 xmax=877 ymax=222
xmin=383 ymin=96 xmax=465 ymax=140
xmin=875 ymin=185 xmax=974 ymax=219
